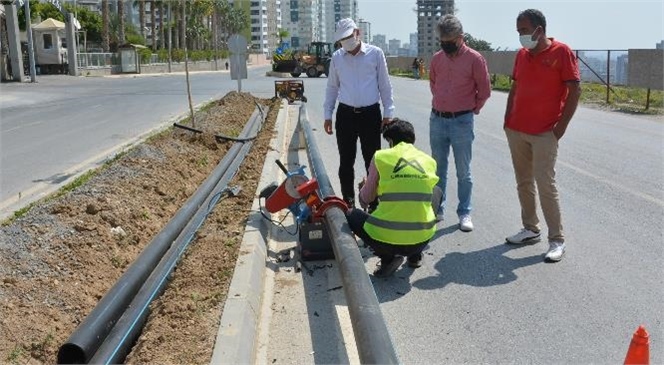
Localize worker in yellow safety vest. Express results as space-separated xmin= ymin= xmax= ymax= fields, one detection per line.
xmin=346 ymin=118 xmax=442 ymax=277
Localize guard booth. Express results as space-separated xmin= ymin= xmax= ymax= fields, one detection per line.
xmin=118 ymin=44 xmax=143 ymax=74
xmin=32 ymin=18 xmax=67 ymax=74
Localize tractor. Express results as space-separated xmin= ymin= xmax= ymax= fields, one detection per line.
xmin=273 ymin=42 xmax=333 ymax=78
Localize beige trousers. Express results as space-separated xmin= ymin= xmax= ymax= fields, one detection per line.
xmin=505 ymin=128 xmax=564 ymax=242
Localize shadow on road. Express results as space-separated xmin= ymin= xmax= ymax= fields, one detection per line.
xmin=412 ymin=243 xmax=542 ymax=290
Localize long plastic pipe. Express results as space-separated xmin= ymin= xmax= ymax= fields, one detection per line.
xmin=89 ymin=108 xmax=266 ymax=364
xmin=57 ymin=108 xmax=264 ymax=364
xmin=299 ymin=104 xmax=400 ymax=364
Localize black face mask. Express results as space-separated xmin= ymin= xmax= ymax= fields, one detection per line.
xmin=440 ymin=41 xmax=459 ymax=54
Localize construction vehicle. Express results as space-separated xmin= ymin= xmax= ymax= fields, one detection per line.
xmin=272 ymin=42 xmax=333 ymax=78
xmin=274 ymin=80 xmax=307 ymax=103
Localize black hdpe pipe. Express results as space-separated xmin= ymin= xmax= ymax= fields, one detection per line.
xmin=57 ymin=107 xmax=265 ymax=364
xmin=89 ymin=108 xmax=267 ymax=364
xmin=299 ymin=104 xmax=400 ymax=364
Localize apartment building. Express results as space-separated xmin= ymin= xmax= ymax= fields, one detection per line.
xmin=324 ymin=0 xmax=358 ymax=43
xmin=417 ymin=0 xmax=454 ymax=57
xmin=281 ymin=0 xmax=322 ymax=50
xmin=233 ymin=0 xmax=281 ymax=55
xmin=409 ymin=32 xmax=418 ymax=56
xmin=372 ymin=33 xmax=387 ymax=53
xmin=357 ymin=18 xmax=370 ymax=45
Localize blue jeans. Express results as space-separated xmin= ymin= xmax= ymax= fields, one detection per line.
xmin=429 ymin=112 xmax=474 ymax=216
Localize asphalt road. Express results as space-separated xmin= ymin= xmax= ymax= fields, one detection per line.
xmin=0 ymin=68 xmax=278 ymax=219
xmin=1 ymin=68 xmax=662 ymax=363
xmin=289 ymin=75 xmax=663 ymax=364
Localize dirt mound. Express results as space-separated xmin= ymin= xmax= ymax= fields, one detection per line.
xmin=0 ymin=91 xmax=279 ymax=364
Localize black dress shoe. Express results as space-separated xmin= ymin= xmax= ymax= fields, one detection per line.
xmin=373 ymin=256 xmax=404 ymax=277
xmin=407 ymin=253 xmax=423 ymax=268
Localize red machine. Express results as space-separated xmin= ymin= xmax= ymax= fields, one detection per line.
xmin=260 ymin=161 xmax=348 ymax=261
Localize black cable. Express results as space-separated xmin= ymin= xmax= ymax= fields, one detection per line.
xmin=258 ymin=197 xmax=299 ymax=236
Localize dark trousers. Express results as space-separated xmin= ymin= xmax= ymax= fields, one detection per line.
xmin=335 ymin=103 xmax=382 ymax=202
xmin=346 ymin=208 xmax=429 ymax=262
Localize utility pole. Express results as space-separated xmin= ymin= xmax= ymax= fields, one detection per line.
xmin=24 ymin=0 xmax=37 ymax=82
xmin=5 ymin=2 xmax=24 ymax=81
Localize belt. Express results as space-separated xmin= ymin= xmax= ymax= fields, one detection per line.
xmin=339 ymin=103 xmax=379 ymax=114
xmin=431 ymin=108 xmax=472 ymax=118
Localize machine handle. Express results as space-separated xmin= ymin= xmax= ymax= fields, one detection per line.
xmin=275 ymin=159 xmax=289 ymax=174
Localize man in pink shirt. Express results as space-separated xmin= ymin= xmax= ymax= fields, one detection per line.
xmin=429 ymin=15 xmax=491 ymax=232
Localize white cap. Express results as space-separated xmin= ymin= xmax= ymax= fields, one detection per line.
xmin=334 ymin=18 xmax=358 ymax=42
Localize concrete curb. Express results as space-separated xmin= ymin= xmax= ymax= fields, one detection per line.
xmin=210 ymin=99 xmax=293 ymax=364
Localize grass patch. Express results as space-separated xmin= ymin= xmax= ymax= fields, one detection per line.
xmin=415 ymin=72 xmax=663 ymax=114
xmin=6 ymin=345 xmax=24 ymax=365
xmin=389 ymin=68 xmax=429 ymax=81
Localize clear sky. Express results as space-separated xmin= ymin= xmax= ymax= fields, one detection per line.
xmin=358 ymin=0 xmax=664 ymax=50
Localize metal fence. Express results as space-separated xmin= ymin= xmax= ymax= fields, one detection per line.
xmin=77 ymin=53 xmax=114 ymax=68
xmin=77 ymin=53 xmax=162 ymax=68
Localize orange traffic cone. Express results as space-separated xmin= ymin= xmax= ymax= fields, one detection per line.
xmin=624 ymin=325 xmax=650 ymax=365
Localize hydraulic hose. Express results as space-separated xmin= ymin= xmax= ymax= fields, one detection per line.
xmin=57 ymin=107 xmax=266 ymax=364
xmin=299 ymin=103 xmax=400 ymax=364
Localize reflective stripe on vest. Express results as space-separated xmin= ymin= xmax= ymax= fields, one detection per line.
xmin=366 ymin=215 xmax=437 ymax=230
xmin=378 ymin=192 xmax=433 ymax=202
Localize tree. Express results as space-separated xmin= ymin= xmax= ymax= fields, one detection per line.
xmin=464 ymin=33 xmax=493 ymax=51
xmin=18 ymin=0 xmax=64 ymax=30
xmin=215 ymin=0 xmax=249 ymax=46
xmin=135 ymin=0 xmax=145 ymax=39
xmin=150 ymin=0 xmax=156 ymax=48
xmin=159 ymin=1 xmax=165 ymax=49
xmin=102 ymin=0 xmax=110 ymax=51
xmin=275 ymin=28 xmax=289 ymax=48
xmin=118 ymin=0 xmax=125 ymax=46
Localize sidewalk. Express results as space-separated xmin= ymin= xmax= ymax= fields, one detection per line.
xmin=210 ymin=102 xmax=362 ymax=364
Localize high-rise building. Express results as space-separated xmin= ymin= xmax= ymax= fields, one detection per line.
xmin=417 ymin=0 xmax=454 ymax=57
xmin=657 ymin=40 xmax=664 ymax=49
xmin=233 ymin=0 xmax=281 ymax=55
xmin=358 ymin=18 xmax=370 ymax=44
xmin=325 ymin=0 xmax=358 ymax=43
xmin=372 ymin=34 xmax=387 ymax=53
xmin=388 ymin=38 xmax=401 ymax=55
xmin=409 ymin=32 xmax=418 ymax=56
xmin=281 ymin=0 xmax=322 ymax=50
xmin=615 ymin=54 xmax=628 ymax=85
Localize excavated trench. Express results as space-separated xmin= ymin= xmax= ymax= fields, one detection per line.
xmin=0 ymin=91 xmax=279 ymax=364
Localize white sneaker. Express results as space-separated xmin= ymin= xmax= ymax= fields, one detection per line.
xmin=545 ymin=241 xmax=566 ymax=262
xmin=505 ymin=228 xmax=541 ymax=244
xmin=459 ymin=214 xmax=473 ymax=232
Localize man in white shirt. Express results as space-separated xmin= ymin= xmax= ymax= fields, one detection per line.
xmin=323 ymin=18 xmax=395 ymax=208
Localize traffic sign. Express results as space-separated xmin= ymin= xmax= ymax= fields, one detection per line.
xmin=228 ymin=34 xmax=248 ymax=54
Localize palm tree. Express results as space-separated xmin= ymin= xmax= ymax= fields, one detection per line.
xmin=102 ymin=0 xmax=109 ymax=51
xmin=136 ymin=0 xmax=145 ymax=39
xmin=275 ymin=28 xmax=289 ymax=48
xmin=159 ymin=1 xmax=165 ymax=49
xmin=118 ymin=0 xmax=125 ymax=46
xmin=150 ymin=0 xmax=156 ymax=48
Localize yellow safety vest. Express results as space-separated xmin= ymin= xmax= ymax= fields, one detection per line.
xmin=364 ymin=142 xmax=439 ymax=244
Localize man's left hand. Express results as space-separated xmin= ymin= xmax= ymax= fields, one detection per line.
xmin=553 ymin=122 xmax=567 ymax=140
xmin=381 ymin=118 xmax=392 ymax=129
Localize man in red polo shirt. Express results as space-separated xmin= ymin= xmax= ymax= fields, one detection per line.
xmin=503 ymin=9 xmax=581 ymax=262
